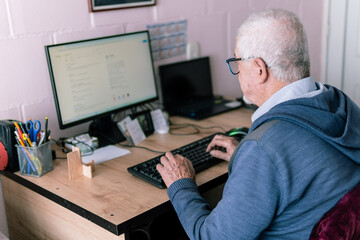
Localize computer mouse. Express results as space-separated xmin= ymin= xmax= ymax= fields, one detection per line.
xmin=226 ymin=127 xmax=249 ymax=141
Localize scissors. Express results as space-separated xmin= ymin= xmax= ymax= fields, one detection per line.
xmin=25 ymin=119 xmax=41 ymax=143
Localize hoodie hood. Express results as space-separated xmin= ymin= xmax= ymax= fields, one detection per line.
xmin=251 ymin=85 xmax=360 ymax=162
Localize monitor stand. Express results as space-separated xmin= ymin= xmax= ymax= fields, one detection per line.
xmin=88 ymin=116 xmax=125 ymax=147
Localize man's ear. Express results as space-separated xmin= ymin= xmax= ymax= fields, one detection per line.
xmin=253 ymin=58 xmax=268 ymax=83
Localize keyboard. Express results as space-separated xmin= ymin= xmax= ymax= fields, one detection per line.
xmin=127 ymin=131 xmax=247 ymax=189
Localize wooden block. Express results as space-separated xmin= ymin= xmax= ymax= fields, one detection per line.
xmin=67 ymin=147 xmax=96 ymax=179
xmin=67 ymin=147 xmax=84 ymax=180
xmin=82 ymin=160 xmax=95 ymax=178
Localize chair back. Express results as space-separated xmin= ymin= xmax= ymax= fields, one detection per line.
xmin=309 ymin=183 xmax=360 ymax=240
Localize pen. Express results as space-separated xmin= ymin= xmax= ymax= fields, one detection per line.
xmin=19 ymin=122 xmax=26 ymax=135
xmin=22 ymin=147 xmax=36 ymax=173
xmin=38 ymin=131 xmax=45 ymax=146
xmin=14 ymin=122 xmax=25 ymax=141
xmin=14 ymin=136 xmax=25 ymax=173
xmin=14 ymin=122 xmax=21 ymax=132
xmin=44 ymin=117 xmax=48 ymax=143
xmin=46 ymin=130 xmax=51 ymax=141
xmin=22 ymin=133 xmax=33 ymax=148
xmin=14 ymin=136 xmax=36 ymax=173
xmin=14 ymin=131 xmax=25 ymax=147
xmin=14 ymin=123 xmax=25 ymax=143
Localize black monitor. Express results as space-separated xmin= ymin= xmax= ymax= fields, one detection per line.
xmin=159 ymin=56 xmax=213 ymax=111
xmin=45 ymin=31 xmax=158 ymax=145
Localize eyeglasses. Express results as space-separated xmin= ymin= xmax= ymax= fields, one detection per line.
xmin=226 ymin=57 xmax=255 ymax=75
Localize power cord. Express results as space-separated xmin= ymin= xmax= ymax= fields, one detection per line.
xmin=55 ymin=136 xmax=96 ymax=157
xmin=169 ymin=122 xmax=226 ymax=135
xmin=116 ymin=142 xmax=166 ymax=154
xmin=96 ymin=130 xmax=166 ymax=154
xmin=54 ymin=119 xmax=225 ymax=156
xmin=50 ymin=138 xmax=68 ymax=159
xmin=73 ymin=136 xmax=95 ymax=156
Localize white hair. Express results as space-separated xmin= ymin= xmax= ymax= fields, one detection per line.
xmin=236 ymin=9 xmax=310 ymax=82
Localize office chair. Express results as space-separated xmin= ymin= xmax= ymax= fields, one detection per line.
xmin=309 ymin=182 xmax=360 ymax=240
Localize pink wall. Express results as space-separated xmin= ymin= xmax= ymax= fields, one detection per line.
xmin=0 ymin=0 xmax=324 ymax=140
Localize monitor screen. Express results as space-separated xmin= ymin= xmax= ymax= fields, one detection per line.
xmin=159 ymin=57 xmax=213 ymax=110
xmin=45 ymin=31 xmax=158 ymax=133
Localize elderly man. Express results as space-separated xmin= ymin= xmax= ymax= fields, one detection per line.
xmin=157 ymin=9 xmax=360 ymax=239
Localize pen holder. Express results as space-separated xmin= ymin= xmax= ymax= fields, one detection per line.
xmin=16 ymin=141 xmax=53 ymax=177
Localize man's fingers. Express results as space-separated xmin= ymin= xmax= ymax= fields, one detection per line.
xmin=209 ymin=149 xmax=231 ymax=161
xmin=165 ymin=151 xmax=174 ymax=159
xmin=207 ymin=141 xmax=221 ymax=152
xmin=156 ymin=163 xmax=165 ymax=174
xmin=156 ymin=163 xmax=173 ymax=188
xmin=164 ymin=152 xmax=177 ymax=166
xmin=156 ymin=163 xmax=169 ymax=179
xmin=160 ymin=155 xmax=175 ymax=170
xmin=206 ymin=134 xmax=230 ymax=152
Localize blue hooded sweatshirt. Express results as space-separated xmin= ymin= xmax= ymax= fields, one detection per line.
xmin=167 ymin=85 xmax=360 ymax=239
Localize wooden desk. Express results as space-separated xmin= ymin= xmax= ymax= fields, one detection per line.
xmin=1 ymin=108 xmax=253 ymax=240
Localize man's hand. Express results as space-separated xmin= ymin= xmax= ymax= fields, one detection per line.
xmin=156 ymin=152 xmax=195 ymax=188
xmin=206 ymin=135 xmax=239 ymax=161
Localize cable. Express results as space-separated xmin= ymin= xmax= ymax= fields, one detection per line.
xmin=192 ymin=124 xmax=227 ymax=132
xmin=96 ymin=130 xmax=166 ymax=154
xmin=73 ymin=136 xmax=95 ymax=157
xmin=55 ymin=136 xmax=95 ymax=157
xmin=50 ymin=138 xmax=70 ymax=159
xmin=168 ymin=122 xmax=226 ymax=135
xmin=169 ymin=124 xmax=200 ymax=136
xmin=116 ymin=143 xmax=165 ymax=154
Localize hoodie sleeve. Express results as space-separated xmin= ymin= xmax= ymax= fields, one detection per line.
xmin=167 ymin=140 xmax=281 ymax=240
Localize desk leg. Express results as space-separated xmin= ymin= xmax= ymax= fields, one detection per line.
xmin=1 ymin=176 xmax=125 ymax=240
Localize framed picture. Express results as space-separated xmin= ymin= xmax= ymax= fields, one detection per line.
xmin=89 ymin=0 xmax=156 ymax=11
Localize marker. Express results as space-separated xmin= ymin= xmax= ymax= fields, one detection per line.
xmin=44 ymin=117 xmax=48 ymax=143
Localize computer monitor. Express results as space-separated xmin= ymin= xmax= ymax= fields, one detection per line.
xmin=45 ymin=31 xmax=158 ymax=145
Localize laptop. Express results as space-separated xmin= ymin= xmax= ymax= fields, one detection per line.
xmin=159 ymin=56 xmax=242 ymax=120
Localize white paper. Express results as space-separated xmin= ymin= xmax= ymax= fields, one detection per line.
xmin=125 ymin=119 xmax=146 ymax=145
xmin=82 ymin=145 xmax=130 ymax=165
xmin=150 ymin=109 xmax=169 ymax=134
